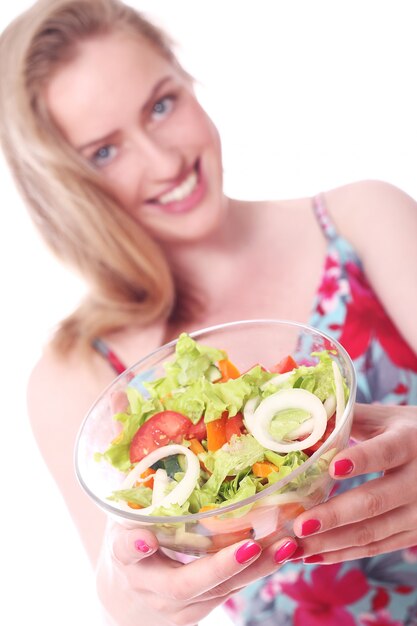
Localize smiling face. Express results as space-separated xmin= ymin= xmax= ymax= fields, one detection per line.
xmin=44 ymin=31 xmax=226 ymax=243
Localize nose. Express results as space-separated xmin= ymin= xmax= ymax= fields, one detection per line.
xmin=129 ymin=130 xmax=186 ymax=183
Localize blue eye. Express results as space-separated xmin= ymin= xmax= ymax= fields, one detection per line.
xmin=151 ymin=95 xmax=175 ymax=120
xmin=91 ymin=145 xmax=117 ymax=167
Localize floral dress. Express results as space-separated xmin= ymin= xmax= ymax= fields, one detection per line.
xmin=223 ymin=195 xmax=417 ymax=626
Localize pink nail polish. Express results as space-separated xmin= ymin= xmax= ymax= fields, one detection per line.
xmin=235 ymin=541 xmax=261 ymax=564
xmin=301 ymin=518 xmax=321 ymax=536
xmin=274 ymin=540 xmax=298 ymax=563
xmin=334 ymin=458 xmax=354 ymax=476
xmin=134 ymin=539 xmax=152 ymax=554
xmin=303 ymin=554 xmax=324 ymax=564
xmin=288 ymin=546 xmax=305 ymax=560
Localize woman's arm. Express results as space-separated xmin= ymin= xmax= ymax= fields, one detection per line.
xmin=27 ymin=347 xmax=113 ymax=563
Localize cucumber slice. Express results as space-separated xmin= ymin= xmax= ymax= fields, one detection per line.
xmin=163 ymin=454 xmax=183 ymax=478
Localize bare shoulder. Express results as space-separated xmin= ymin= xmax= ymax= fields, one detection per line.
xmin=324 ymin=180 xmax=417 ymax=352
xmin=324 ymin=179 xmax=417 ymax=242
xmin=27 ymin=343 xmax=114 ymax=449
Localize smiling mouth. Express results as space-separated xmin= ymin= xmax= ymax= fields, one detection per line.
xmin=147 ymin=160 xmax=201 ymax=207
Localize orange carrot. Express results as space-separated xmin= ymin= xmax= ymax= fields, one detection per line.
xmin=217 ymin=358 xmax=241 ymax=382
xmin=189 ymin=437 xmax=211 ymax=472
xmin=188 ymin=438 xmax=205 ymax=456
xmin=252 ymin=461 xmax=279 ymax=477
xmin=133 ymin=467 xmax=156 ymax=489
xmin=199 ymin=504 xmax=218 ymax=513
xmin=207 ymin=413 xmax=228 ymax=451
xmin=127 ymin=501 xmax=143 ymax=509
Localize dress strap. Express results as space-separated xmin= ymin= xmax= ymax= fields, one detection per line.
xmin=92 ymin=337 xmax=127 ymax=375
xmin=312 ymin=193 xmax=339 ymax=241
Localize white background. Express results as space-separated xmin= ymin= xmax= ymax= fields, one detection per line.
xmin=1 ymin=1 xmax=417 ymax=624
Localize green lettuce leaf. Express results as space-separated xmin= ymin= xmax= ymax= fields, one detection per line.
xmin=108 ymin=485 xmax=153 ymax=507
xmin=268 ymin=408 xmax=311 ymax=441
xmin=289 ymin=350 xmax=337 ymax=401
xmin=201 ymin=434 xmax=265 ymax=496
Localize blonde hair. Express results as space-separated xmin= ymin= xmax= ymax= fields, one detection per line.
xmin=0 ymin=0 xmax=186 ymax=355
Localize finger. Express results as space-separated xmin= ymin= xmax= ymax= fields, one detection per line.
xmin=329 ymin=420 xmax=416 ymax=479
xmin=195 ymin=536 xmax=299 ymax=601
xmin=110 ymin=525 xmax=158 ymax=566
xmin=293 ymin=466 xmax=417 ymax=538
xmin=301 ymin=528 xmax=417 ymax=565
xmin=172 ymin=594 xmax=237 ymax=626
xmin=297 ymin=503 xmax=416 ymax=558
xmin=132 ymin=538 xmax=263 ymax=600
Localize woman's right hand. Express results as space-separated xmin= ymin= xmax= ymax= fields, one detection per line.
xmin=96 ymin=521 xmax=299 ymax=626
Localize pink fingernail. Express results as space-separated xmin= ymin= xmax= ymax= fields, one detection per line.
xmin=288 ymin=546 xmax=305 ymax=561
xmin=334 ymin=458 xmax=354 ymax=476
xmin=235 ymin=541 xmax=261 ymax=564
xmin=301 ymin=519 xmax=321 ymax=536
xmin=274 ymin=540 xmax=298 ymax=564
xmin=303 ymin=554 xmax=324 ymax=564
xmin=134 ymin=539 xmax=152 ymax=554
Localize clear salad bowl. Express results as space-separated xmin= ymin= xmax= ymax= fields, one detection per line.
xmin=74 ymin=319 xmax=356 ymax=559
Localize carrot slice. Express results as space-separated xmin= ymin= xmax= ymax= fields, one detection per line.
xmin=188 ymin=437 xmax=211 ymax=472
xmin=127 ymin=501 xmax=144 ymax=509
xmin=188 ymin=438 xmax=205 ymax=456
xmin=252 ymin=461 xmax=279 ymax=477
xmin=199 ymin=504 xmax=218 ymax=513
xmin=218 ymin=358 xmax=241 ymax=382
xmin=207 ymin=413 xmax=228 ymax=451
xmin=139 ymin=467 xmax=156 ymax=488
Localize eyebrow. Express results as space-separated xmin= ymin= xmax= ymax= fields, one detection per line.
xmin=77 ymin=75 xmax=174 ymax=151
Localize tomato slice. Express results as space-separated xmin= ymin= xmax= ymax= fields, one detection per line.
xmin=129 ymin=410 xmax=191 ymax=463
xmin=186 ymin=416 xmax=207 ymax=441
xmin=270 ymin=355 xmax=298 ymax=374
xmin=225 ymin=412 xmax=245 ymax=441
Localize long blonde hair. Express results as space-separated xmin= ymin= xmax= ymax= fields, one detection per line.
xmin=0 ymin=0 xmax=186 ymax=355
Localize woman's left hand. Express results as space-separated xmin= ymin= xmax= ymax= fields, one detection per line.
xmin=292 ymin=403 xmax=417 ymax=564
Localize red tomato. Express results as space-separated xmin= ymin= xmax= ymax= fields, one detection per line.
xmin=303 ymin=414 xmax=336 ymax=456
xmin=270 ymin=355 xmax=298 ymax=374
xmin=225 ymin=413 xmax=245 ymax=441
xmin=129 ymin=411 xmax=191 ymax=463
xmin=186 ymin=416 xmax=207 ymax=441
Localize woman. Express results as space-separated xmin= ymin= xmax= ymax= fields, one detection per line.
xmin=1 ymin=1 xmax=417 ymax=625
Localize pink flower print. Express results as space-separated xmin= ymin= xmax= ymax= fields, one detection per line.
xmin=337 ymin=261 xmax=417 ymax=372
xmin=402 ymin=544 xmax=417 ymax=563
xmin=359 ymin=609 xmax=403 ymax=626
xmin=260 ymin=570 xmax=298 ymax=602
xmin=317 ymin=251 xmax=349 ymax=314
xmin=280 ymin=563 xmax=369 ymax=626
xmin=223 ymin=594 xmax=246 ymax=623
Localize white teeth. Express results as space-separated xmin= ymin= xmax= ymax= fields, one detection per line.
xmin=157 ymin=170 xmax=198 ymax=204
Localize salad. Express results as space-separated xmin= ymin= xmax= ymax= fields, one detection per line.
xmin=96 ymin=333 xmax=348 ymax=519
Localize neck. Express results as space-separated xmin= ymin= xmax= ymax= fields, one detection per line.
xmin=163 ymin=197 xmax=263 ymax=322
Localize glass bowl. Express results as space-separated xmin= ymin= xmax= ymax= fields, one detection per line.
xmin=74 ymin=319 xmax=356 ymax=559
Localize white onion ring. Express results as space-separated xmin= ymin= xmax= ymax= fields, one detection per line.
xmin=118 ymin=444 xmax=200 ymax=515
xmin=250 ymin=388 xmax=328 ymax=452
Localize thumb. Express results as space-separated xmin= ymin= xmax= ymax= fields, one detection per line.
xmin=109 ymin=523 xmax=158 ymax=566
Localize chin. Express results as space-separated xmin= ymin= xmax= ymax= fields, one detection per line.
xmin=139 ymin=191 xmax=228 ymax=245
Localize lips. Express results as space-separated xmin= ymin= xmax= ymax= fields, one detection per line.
xmin=146 ymin=159 xmax=206 ymax=214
